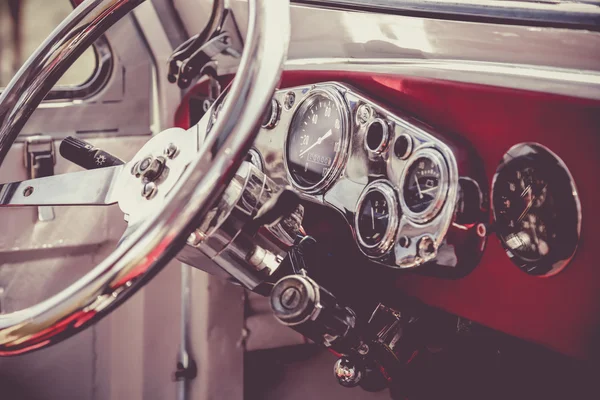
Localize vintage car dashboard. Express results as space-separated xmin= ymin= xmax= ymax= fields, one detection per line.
xmin=188 ymin=71 xmax=598 ymax=361
xmin=247 ymin=82 xmax=486 ymax=276
xmin=208 ymin=81 xmax=581 ymax=278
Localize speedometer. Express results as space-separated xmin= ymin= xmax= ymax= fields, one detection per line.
xmin=285 ymin=89 xmax=348 ymax=192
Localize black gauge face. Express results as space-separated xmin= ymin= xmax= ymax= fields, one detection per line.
xmin=358 ymin=190 xmax=391 ymax=247
xmin=403 ymin=156 xmax=443 ymax=215
xmin=493 ymin=146 xmax=580 ymax=276
xmin=286 ymin=92 xmax=344 ymax=190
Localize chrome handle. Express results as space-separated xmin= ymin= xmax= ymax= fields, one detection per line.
xmin=0 ymin=0 xmax=290 ymax=355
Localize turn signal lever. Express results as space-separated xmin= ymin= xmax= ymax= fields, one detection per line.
xmin=59 ymin=136 xmax=124 ymax=170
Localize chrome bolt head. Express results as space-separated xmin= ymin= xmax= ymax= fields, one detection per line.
xmin=356 ymin=104 xmax=372 ymax=125
xmin=164 ymin=143 xmax=178 ymax=159
xmin=142 ymin=182 xmax=157 ymax=199
xmin=284 ymin=91 xmax=295 ymax=110
xmin=187 ymin=231 xmax=205 ymax=246
xmin=140 ymin=156 xmax=166 ymax=182
xmin=138 ymin=156 xmax=152 ymax=172
xmin=418 ymin=235 xmax=437 ymax=259
xmin=357 ymin=343 xmax=369 ymax=356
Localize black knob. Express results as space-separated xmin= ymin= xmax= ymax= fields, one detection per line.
xmin=60 ymin=136 xmax=124 ymax=170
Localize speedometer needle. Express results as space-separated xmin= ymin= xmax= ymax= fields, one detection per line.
xmin=414 ymin=175 xmax=424 ymax=199
xmin=299 ymin=129 xmax=332 ymax=158
xmin=371 ymin=206 xmax=375 ymax=230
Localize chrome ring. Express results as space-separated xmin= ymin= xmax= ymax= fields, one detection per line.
xmin=283 ymin=86 xmax=350 ymax=194
xmin=364 ymin=118 xmax=390 ymax=156
xmin=354 ymin=180 xmax=400 ymax=258
xmin=398 ymin=148 xmax=449 ymax=224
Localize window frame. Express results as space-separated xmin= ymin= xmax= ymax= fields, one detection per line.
xmin=0 ymin=1 xmax=114 ymax=102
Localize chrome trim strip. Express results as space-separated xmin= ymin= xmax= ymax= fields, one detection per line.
xmin=285 ymin=58 xmax=600 ymax=100
xmin=294 ymin=0 xmax=600 ymax=29
xmin=217 ymin=3 xmax=600 ymax=99
xmin=0 ymin=0 xmax=290 ymax=355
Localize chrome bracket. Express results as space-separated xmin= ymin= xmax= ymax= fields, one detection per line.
xmin=23 ymin=135 xmax=56 ymax=221
xmin=167 ymin=8 xmax=243 ymax=89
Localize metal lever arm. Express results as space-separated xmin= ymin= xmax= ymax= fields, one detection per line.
xmin=60 ymin=136 xmax=124 ymax=170
xmin=0 ymin=166 xmax=122 ymax=206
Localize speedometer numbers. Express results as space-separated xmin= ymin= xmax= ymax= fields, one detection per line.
xmin=285 ymin=90 xmax=347 ymax=192
xmin=492 ymin=143 xmax=581 ymax=276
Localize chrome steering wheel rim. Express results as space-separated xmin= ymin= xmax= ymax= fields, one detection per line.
xmin=0 ymin=0 xmax=290 ymax=355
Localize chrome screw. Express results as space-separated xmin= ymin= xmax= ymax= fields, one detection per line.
xmin=418 ymin=236 xmax=437 ymax=259
xmin=357 ymin=343 xmax=370 ymax=356
xmin=284 ymin=91 xmax=295 ymax=110
xmin=142 ymin=182 xmax=157 ymax=199
xmin=356 ymin=104 xmax=372 ymax=125
xmin=164 ymin=143 xmax=178 ymax=159
xmin=187 ymin=231 xmax=205 ymax=246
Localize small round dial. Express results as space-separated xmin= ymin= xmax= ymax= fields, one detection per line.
xmin=285 ymin=90 xmax=347 ymax=192
xmin=355 ymin=182 xmax=399 ymax=257
xmin=358 ymin=191 xmax=390 ymax=246
xmin=492 ymin=144 xmax=581 ymax=276
xmin=401 ymin=150 xmax=448 ymax=223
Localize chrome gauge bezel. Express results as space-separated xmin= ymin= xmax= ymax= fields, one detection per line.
xmin=399 ymin=148 xmax=450 ymax=224
xmin=355 ymin=181 xmax=400 ymax=258
xmin=491 ymin=142 xmax=582 ymax=277
xmin=283 ymin=87 xmax=350 ymax=194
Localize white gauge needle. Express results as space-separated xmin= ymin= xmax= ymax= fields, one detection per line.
xmin=420 ymin=186 xmax=438 ymax=194
xmin=414 ymin=175 xmax=424 ymax=199
xmin=371 ymin=206 xmax=375 ymax=230
xmin=299 ymin=129 xmax=332 ymax=158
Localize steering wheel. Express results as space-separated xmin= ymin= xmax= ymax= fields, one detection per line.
xmin=0 ymin=0 xmax=289 ymax=356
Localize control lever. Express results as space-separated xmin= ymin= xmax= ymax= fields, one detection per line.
xmin=59 ymin=136 xmax=124 ymax=170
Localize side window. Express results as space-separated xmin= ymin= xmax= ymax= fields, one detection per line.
xmin=0 ymin=0 xmax=99 ymax=91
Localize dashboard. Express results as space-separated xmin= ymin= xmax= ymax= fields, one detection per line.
xmin=245 ymin=82 xmax=487 ymax=277
xmin=191 ymin=70 xmax=600 ymax=360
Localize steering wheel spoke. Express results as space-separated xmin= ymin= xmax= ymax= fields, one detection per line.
xmin=0 ymin=165 xmax=123 ymax=207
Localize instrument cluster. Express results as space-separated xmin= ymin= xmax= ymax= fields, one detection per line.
xmin=249 ymin=82 xmax=488 ymax=276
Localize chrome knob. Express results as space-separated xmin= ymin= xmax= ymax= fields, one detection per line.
xmin=333 ymin=357 xmax=364 ymax=388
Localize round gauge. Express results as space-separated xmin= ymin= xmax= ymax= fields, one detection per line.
xmin=285 ymin=90 xmax=348 ymax=192
xmin=400 ymin=149 xmax=449 ymax=223
xmin=492 ymin=143 xmax=581 ymax=276
xmin=355 ymin=181 xmax=399 ymax=257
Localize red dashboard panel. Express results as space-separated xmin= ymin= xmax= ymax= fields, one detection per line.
xmin=176 ymin=71 xmax=600 ymax=360
xmin=279 ymin=71 xmax=600 ymax=360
